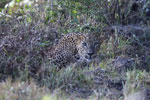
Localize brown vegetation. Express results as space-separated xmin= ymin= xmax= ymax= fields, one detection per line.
xmin=0 ymin=0 xmax=150 ymax=100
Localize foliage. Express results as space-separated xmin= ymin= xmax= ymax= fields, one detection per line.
xmin=0 ymin=0 xmax=150 ymax=100
xmin=0 ymin=79 xmax=49 ymax=100
xmin=123 ymin=70 xmax=150 ymax=98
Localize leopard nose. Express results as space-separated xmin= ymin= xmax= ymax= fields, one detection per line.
xmin=87 ymin=52 xmax=94 ymax=57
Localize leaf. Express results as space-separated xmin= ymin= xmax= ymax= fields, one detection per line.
xmin=49 ymin=10 xmax=57 ymax=17
xmin=16 ymin=0 xmax=21 ymax=3
xmin=27 ymin=17 xmax=32 ymax=23
xmin=8 ymin=8 xmax=13 ymax=15
xmin=0 ymin=8 xmax=2 ymax=12
xmin=42 ymin=95 xmax=57 ymax=100
xmin=72 ymin=9 xmax=77 ymax=15
xmin=42 ymin=95 xmax=51 ymax=100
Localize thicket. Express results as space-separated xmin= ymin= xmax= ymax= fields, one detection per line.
xmin=0 ymin=0 xmax=150 ymax=99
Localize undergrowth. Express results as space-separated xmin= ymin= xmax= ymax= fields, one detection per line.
xmin=0 ymin=0 xmax=150 ymax=100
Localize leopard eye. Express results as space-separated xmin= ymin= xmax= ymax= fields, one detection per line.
xmin=94 ymin=41 xmax=98 ymax=47
xmin=82 ymin=42 xmax=87 ymax=47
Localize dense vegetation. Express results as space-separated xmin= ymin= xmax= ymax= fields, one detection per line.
xmin=0 ymin=0 xmax=150 ymax=100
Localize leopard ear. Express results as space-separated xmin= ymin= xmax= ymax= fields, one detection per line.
xmin=77 ymin=34 xmax=85 ymax=40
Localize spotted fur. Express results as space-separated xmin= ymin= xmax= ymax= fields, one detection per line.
xmin=46 ymin=33 xmax=96 ymax=68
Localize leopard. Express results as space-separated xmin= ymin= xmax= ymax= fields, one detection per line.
xmin=45 ymin=33 xmax=97 ymax=68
